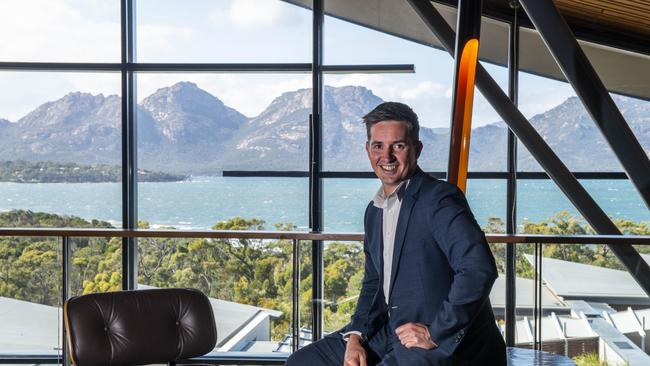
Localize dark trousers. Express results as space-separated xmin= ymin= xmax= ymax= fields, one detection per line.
xmin=285 ymin=324 xmax=457 ymax=366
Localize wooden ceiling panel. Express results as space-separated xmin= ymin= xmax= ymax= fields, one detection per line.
xmin=554 ymin=0 xmax=650 ymax=38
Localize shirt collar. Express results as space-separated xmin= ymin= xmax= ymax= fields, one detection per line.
xmin=372 ymin=179 xmax=409 ymax=208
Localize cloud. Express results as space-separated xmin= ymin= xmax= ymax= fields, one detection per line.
xmin=0 ymin=0 xmax=120 ymax=62
xmin=137 ymin=25 xmax=194 ymax=59
xmin=519 ymin=84 xmax=574 ymax=119
xmin=213 ymin=0 xmax=303 ymax=30
xmin=399 ymin=81 xmax=447 ymax=100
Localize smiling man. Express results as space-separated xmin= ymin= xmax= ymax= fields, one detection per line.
xmin=286 ymin=102 xmax=506 ymax=366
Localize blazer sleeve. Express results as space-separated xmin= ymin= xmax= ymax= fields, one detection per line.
xmin=426 ymin=183 xmax=498 ymax=354
xmin=348 ymin=203 xmax=381 ymax=338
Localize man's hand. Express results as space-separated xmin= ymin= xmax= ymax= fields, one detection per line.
xmin=343 ymin=334 xmax=367 ymax=366
xmin=395 ymin=322 xmax=437 ymax=350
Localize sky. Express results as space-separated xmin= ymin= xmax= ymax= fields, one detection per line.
xmin=0 ymin=0 xmax=577 ymax=127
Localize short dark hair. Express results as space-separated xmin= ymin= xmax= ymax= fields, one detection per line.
xmin=362 ymin=102 xmax=420 ymax=142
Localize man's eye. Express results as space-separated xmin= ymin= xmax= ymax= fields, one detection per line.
xmin=372 ymin=144 xmax=382 ymax=150
xmin=393 ymin=143 xmax=406 ymax=150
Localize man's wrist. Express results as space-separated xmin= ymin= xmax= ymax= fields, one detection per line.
xmin=342 ymin=331 xmax=365 ymax=344
xmin=347 ymin=333 xmax=363 ymax=344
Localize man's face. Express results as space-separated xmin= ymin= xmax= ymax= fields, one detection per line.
xmin=366 ymin=120 xmax=422 ymax=194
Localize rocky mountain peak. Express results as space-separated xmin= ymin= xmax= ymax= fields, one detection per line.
xmin=140 ymin=81 xmax=247 ymax=143
xmin=17 ymin=92 xmax=115 ymax=129
xmin=142 ymin=81 xmax=224 ymax=116
xmin=0 ymin=82 xmax=647 ymax=174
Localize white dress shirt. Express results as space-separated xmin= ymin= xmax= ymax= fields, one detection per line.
xmin=372 ymin=180 xmax=409 ymax=302
xmin=342 ymin=180 xmax=409 ymax=342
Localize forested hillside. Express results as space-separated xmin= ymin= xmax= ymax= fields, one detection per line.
xmin=0 ymin=161 xmax=186 ymax=183
xmin=0 ymin=210 xmax=648 ymax=338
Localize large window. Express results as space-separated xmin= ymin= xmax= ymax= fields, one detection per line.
xmin=0 ymin=72 xmax=122 ymax=225
xmin=136 ymin=73 xmax=311 ymax=230
xmin=2 ymin=0 xmax=649 ymax=363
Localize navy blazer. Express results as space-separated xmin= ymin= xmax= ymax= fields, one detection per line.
xmin=348 ymin=169 xmax=505 ymax=365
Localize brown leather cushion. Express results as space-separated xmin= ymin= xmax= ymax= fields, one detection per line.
xmin=64 ymin=288 xmax=217 ymax=366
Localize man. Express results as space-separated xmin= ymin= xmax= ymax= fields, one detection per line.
xmin=286 ymin=102 xmax=506 ymax=365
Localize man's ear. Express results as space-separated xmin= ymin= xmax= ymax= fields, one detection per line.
xmin=415 ymin=140 xmax=423 ymax=159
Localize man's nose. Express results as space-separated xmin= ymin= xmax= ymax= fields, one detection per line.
xmin=378 ymin=146 xmax=393 ymax=160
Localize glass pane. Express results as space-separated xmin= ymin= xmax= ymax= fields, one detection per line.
xmin=0 ymin=235 xmax=62 ymax=358
xmin=136 ymin=73 xmax=311 ymax=173
xmin=466 ymin=179 xmax=507 ymax=230
xmin=516 ymin=179 xmax=590 ymax=234
xmin=517 ymin=71 xmax=625 ymax=172
xmin=323 ymin=24 xmax=509 ymax=173
xmin=0 ymin=72 xmax=122 ymax=227
xmin=136 ymin=74 xmax=310 ymax=230
xmin=136 ymin=0 xmax=311 ymax=62
xmin=323 ymin=240 xmax=364 ymax=334
xmin=137 ymin=233 xmax=294 ymax=354
xmin=469 ymin=63 xmax=508 ymax=172
xmin=139 ymin=177 xmax=308 ymax=230
xmin=323 ymin=178 xmax=376 ymax=232
xmin=611 ymin=93 xmax=650 ymax=156
xmin=517 ymin=179 xmax=649 ymax=234
xmin=0 ymin=0 xmax=120 ymax=62
xmin=582 ymin=179 xmax=650 ymax=225
xmin=323 ymin=13 xmax=455 ymax=172
xmin=294 ymin=239 xmax=313 ymax=350
xmin=70 ymin=236 xmax=122 ymax=297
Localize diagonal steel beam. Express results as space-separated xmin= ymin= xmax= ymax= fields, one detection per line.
xmin=407 ymin=0 xmax=650 ymax=297
xmin=519 ymin=0 xmax=650 ymax=211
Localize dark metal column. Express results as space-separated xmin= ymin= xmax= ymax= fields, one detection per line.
xmin=505 ymin=1 xmax=519 ymax=347
xmin=310 ymin=0 xmax=324 ymax=341
xmin=406 ymin=0 xmax=650 ymax=297
xmin=519 ymin=0 xmax=650 ymax=211
xmin=120 ymin=0 xmax=137 ymax=290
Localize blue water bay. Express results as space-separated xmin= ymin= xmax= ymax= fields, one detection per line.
xmin=0 ymin=177 xmax=647 ymax=232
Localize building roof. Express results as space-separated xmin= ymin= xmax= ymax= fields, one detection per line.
xmin=286 ymin=0 xmax=650 ymax=101
xmin=1 ymin=286 xmax=282 ymax=353
xmin=524 ymin=254 xmax=650 ymax=306
xmin=0 ymin=296 xmax=60 ymax=353
xmin=489 ymin=274 xmax=569 ymax=316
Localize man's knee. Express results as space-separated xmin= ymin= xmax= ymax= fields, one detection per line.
xmin=285 ymin=347 xmax=311 ymax=366
xmin=284 ymin=336 xmax=346 ymax=366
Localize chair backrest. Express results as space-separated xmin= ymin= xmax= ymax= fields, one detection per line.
xmin=64 ymin=288 xmax=217 ymax=366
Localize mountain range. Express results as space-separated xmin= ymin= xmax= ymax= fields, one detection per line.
xmin=0 ymin=82 xmax=648 ymax=174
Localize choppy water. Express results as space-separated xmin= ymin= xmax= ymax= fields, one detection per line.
xmin=0 ymin=177 xmax=647 ymax=232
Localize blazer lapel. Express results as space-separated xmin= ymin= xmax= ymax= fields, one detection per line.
xmin=388 ymin=169 xmax=425 ymax=300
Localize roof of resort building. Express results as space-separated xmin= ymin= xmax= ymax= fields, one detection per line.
xmin=524 ymin=254 xmax=650 ymax=306
xmin=0 ymin=286 xmax=283 ymax=354
xmin=489 ymin=274 xmax=569 ymax=317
